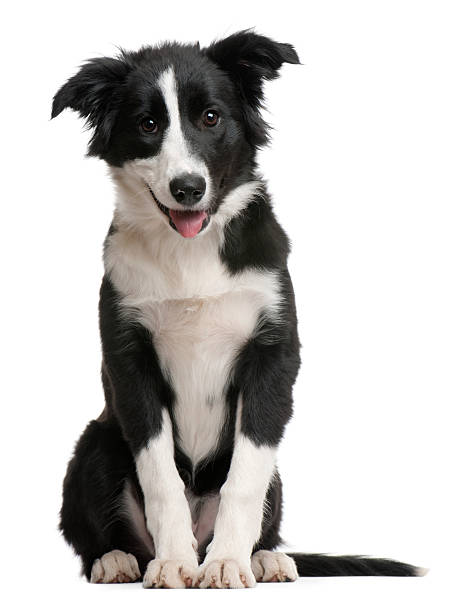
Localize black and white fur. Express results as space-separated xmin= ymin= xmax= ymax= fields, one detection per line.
xmin=53 ymin=31 xmax=422 ymax=588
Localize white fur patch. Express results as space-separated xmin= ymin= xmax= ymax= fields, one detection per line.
xmin=105 ymin=180 xmax=269 ymax=302
xmin=135 ymin=411 xmax=198 ymax=562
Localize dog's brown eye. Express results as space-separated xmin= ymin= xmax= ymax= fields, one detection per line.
xmin=202 ymin=110 xmax=219 ymax=127
xmin=141 ymin=117 xmax=158 ymax=133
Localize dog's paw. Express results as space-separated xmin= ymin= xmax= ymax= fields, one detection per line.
xmin=251 ymin=551 xmax=298 ymax=583
xmin=143 ymin=559 xmax=197 ymax=588
xmin=90 ymin=550 xmax=141 ymax=584
xmin=195 ymin=559 xmax=257 ymax=589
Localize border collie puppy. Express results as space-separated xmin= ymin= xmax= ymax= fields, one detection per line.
xmin=52 ymin=30 xmax=421 ymax=588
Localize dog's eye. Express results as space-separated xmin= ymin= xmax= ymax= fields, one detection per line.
xmin=141 ymin=117 xmax=158 ymax=133
xmin=202 ymin=110 xmax=219 ymax=127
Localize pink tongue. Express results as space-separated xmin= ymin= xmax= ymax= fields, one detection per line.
xmin=169 ymin=209 xmax=207 ymax=238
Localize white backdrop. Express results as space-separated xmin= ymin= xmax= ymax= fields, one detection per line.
xmin=2 ymin=1 xmax=457 ymax=610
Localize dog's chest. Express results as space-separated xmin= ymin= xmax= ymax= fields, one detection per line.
xmin=147 ymin=291 xmax=258 ymax=464
xmin=106 ymin=228 xmax=281 ymax=465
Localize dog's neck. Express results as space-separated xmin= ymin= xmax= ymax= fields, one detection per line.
xmin=104 ymin=172 xmax=264 ymax=303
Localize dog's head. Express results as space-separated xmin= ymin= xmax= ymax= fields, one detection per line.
xmin=52 ymin=30 xmax=299 ymax=238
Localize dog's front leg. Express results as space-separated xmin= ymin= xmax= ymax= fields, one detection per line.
xmin=196 ymin=418 xmax=276 ymax=588
xmin=195 ymin=310 xmax=299 ymax=589
xmin=100 ymin=277 xmax=197 ymax=588
xmin=137 ymin=410 xmax=198 ymax=588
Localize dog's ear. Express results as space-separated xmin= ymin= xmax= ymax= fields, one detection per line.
xmin=205 ymin=30 xmax=300 ymax=147
xmin=51 ymin=55 xmax=131 ymax=157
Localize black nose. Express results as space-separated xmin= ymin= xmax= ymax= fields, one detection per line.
xmin=169 ymin=173 xmax=206 ymax=206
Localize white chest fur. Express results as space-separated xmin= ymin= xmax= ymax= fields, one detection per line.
xmin=104 ymin=216 xmax=281 ymax=466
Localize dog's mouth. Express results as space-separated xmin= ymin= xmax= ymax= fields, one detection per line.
xmin=148 ymin=187 xmax=210 ymax=238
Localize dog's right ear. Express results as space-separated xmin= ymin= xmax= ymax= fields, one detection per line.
xmin=51 ymin=55 xmax=131 ymax=157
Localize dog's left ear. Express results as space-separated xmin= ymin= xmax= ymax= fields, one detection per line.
xmin=51 ymin=54 xmax=131 ymax=157
xmin=205 ymin=30 xmax=300 ymax=147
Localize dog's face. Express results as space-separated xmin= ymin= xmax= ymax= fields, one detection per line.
xmin=52 ymin=31 xmax=299 ymax=238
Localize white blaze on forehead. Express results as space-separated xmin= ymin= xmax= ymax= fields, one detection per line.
xmin=157 ymin=66 xmax=210 ymax=192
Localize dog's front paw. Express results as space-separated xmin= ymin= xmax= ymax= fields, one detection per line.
xmin=143 ymin=558 xmax=198 ymax=588
xmin=251 ymin=550 xmax=298 ymax=583
xmin=195 ymin=559 xmax=256 ymax=589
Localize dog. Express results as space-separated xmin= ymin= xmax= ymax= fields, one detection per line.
xmin=52 ymin=30 xmax=421 ymax=588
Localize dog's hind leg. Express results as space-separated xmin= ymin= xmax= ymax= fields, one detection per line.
xmin=90 ymin=550 xmax=141 ymax=584
xmin=250 ymin=471 xmax=299 ymax=582
xmin=254 ymin=471 xmax=284 ymax=553
xmin=60 ymin=418 xmax=154 ymax=581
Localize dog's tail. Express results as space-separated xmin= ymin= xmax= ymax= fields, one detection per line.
xmin=286 ymin=553 xmax=427 ymax=577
